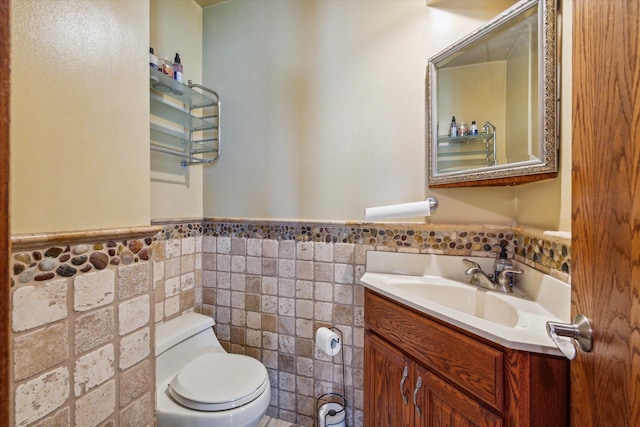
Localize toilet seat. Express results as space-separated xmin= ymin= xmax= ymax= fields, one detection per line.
xmin=168 ymin=353 xmax=269 ymax=412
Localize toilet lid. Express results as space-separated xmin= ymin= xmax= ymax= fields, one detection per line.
xmin=168 ymin=353 xmax=269 ymax=412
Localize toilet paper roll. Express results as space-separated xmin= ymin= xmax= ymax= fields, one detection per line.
xmin=318 ymin=402 xmax=346 ymax=427
xmin=316 ymin=327 xmax=341 ymax=356
xmin=365 ymin=200 xmax=431 ymax=221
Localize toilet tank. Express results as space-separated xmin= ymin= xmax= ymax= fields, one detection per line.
xmin=156 ymin=313 xmax=226 ymax=385
xmin=156 ymin=312 xmax=218 ymax=356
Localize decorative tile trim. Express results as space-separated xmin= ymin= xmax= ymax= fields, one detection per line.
xmin=201 ymin=219 xmax=513 ymax=250
xmin=11 ymin=226 xmax=163 ymax=250
xmin=195 ymin=218 xmax=571 ymax=281
xmin=11 ymin=221 xmax=571 ymax=284
xmin=151 ymin=220 xmax=204 ymax=239
xmin=513 ymin=226 xmax=571 ymax=281
xmin=10 ymin=226 xmax=162 ymax=287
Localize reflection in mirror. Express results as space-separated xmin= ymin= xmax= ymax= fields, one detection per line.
xmin=427 ymin=0 xmax=558 ymax=187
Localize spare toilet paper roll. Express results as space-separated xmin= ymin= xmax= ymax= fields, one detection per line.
xmin=365 ymin=200 xmax=431 ymax=221
xmin=316 ymin=327 xmax=341 ymax=356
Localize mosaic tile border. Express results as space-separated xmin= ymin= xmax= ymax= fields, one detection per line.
xmin=10 ymin=226 xmax=162 ymax=287
xmin=194 ymin=219 xmax=571 ymax=280
xmin=12 ymin=220 xmax=571 ymax=283
xmin=513 ymin=226 xmax=571 ymax=280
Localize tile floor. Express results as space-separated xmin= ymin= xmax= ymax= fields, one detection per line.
xmin=258 ymin=415 xmax=303 ymax=427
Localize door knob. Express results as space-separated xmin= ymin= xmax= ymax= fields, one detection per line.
xmin=546 ymin=314 xmax=593 ymax=360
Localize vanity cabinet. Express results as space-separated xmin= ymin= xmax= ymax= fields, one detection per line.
xmin=364 ymin=289 xmax=569 ymax=427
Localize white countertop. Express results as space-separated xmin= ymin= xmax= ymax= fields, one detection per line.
xmin=361 ymin=252 xmax=571 ymax=356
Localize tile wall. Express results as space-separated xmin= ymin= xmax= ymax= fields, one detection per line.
xmin=10 ymin=231 xmax=161 ymax=427
xmin=201 ymin=236 xmax=367 ymax=426
xmin=9 ymin=220 xmax=570 ymax=427
xmin=151 ymin=234 xmax=204 ymax=324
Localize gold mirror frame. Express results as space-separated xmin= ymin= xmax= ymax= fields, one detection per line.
xmin=427 ymin=0 xmax=558 ymax=187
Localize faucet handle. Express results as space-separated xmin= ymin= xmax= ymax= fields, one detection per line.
xmin=462 ymin=259 xmax=481 ymax=269
xmin=500 ymin=266 xmax=523 ymax=276
xmin=463 ymin=259 xmax=483 ymax=278
xmin=497 ymin=267 xmax=524 ymax=288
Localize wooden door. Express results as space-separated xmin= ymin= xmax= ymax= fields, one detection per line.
xmin=418 ymin=367 xmax=502 ymax=427
xmin=1 ymin=0 xmax=10 ymax=425
xmin=364 ymin=332 xmax=413 ymax=427
xmin=572 ymin=0 xmax=640 ymax=425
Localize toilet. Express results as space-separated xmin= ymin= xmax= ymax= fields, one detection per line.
xmin=155 ymin=312 xmax=271 ymax=427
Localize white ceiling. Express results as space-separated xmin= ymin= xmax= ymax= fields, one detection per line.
xmin=194 ymin=0 xmax=227 ymax=8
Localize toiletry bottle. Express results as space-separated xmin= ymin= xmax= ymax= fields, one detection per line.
xmin=150 ymin=47 xmax=159 ymax=70
xmin=470 ymin=120 xmax=478 ymax=135
xmin=162 ymin=56 xmax=174 ymax=79
xmin=173 ymin=53 xmax=184 ymax=84
xmin=459 ymin=122 xmax=468 ymax=136
xmin=450 ymin=116 xmax=458 ymax=137
xmin=493 ymin=246 xmax=512 ymax=281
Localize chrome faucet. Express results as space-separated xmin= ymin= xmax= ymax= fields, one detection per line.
xmin=462 ymin=259 xmax=523 ymax=293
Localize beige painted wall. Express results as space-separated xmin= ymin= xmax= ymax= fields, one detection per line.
xmin=150 ymin=0 xmax=204 ymax=221
xmin=10 ymin=0 xmax=150 ymax=234
xmin=201 ymin=0 xmax=521 ymax=225
xmin=201 ymin=0 xmax=570 ymax=231
xmin=9 ymin=0 xmax=570 ymax=233
xmin=515 ymin=0 xmax=571 ymax=232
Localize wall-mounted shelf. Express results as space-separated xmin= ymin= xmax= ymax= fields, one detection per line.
xmin=437 ymin=132 xmax=495 ymax=173
xmin=150 ymin=68 xmax=220 ymax=166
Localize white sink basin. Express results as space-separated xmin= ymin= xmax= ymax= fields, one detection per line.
xmin=360 ymin=252 xmax=571 ymax=355
xmin=384 ymin=279 xmax=521 ymax=328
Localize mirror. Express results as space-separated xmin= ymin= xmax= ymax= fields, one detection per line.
xmin=427 ymin=0 xmax=558 ymax=187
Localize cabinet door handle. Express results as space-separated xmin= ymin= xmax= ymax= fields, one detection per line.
xmin=413 ymin=376 xmax=423 ymax=418
xmin=400 ymin=365 xmax=409 ymax=405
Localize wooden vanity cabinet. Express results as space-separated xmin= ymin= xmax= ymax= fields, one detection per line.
xmin=364 ymin=289 xmax=569 ymax=427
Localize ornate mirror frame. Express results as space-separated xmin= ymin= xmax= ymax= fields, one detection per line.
xmin=427 ymin=0 xmax=559 ymax=187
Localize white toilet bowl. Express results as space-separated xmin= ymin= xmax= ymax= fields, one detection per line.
xmin=156 ymin=312 xmax=270 ymax=427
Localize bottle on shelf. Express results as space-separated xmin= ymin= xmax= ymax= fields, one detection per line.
xmin=458 ymin=122 xmax=468 ymax=136
xmin=450 ymin=116 xmax=458 ymax=137
xmin=470 ymin=120 xmax=478 ymax=135
xmin=161 ymin=55 xmax=174 ymax=79
xmin=173 ymin=53 xmax=184 ymax=84
xmin=150 ymin=47 xmax=159 ymax=70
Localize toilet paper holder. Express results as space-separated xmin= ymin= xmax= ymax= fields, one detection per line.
xmin=316 ymin=327 xmax=348 ymax=427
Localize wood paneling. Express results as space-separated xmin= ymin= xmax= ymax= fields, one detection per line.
xmin=572 ymin=0 xmax=640 ymax=425
xmin=0 ymin=0 xmax=10 ymax=424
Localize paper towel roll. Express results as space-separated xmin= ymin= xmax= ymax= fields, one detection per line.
xmin=316 ymin=327 xmax=341 ymax=356
xmin=365 ymin=200 xmax=431 ymax=221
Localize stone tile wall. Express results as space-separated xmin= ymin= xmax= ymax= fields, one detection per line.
xmin=151 ymin=235 xmax=204 ymax=323
xmin=10 ymin=234 xmax=159 ymax=427
xmin=201 ymin=236 xmax=367 ymax=426
xmin=9 ymin=220 xmax=570 ymax=427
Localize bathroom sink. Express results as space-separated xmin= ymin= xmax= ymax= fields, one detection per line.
xmin=360 ymin=252 xmax=571 ymax=355
xmin=382 ymin=280 xmax=521 ymax=328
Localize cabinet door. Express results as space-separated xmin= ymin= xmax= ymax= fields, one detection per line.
xmin=416 ymin=366 xmax=503 ymax=427
xmin=365 ymin=332 xmax=413 ymax=427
